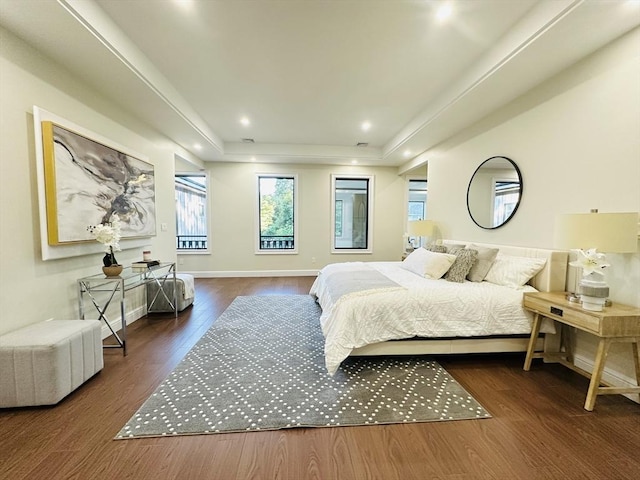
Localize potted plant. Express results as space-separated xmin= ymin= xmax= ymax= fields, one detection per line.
xmin=87 ymin=215 xmax=123 ymax=277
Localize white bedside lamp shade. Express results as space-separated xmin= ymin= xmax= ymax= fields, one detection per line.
xmin=554 ymin=211 xmax=638 ymax=310
xmin=408 ymin=220 xmax=435 ymax=248
xmin=554 ymin=212 xmax=638 ymax=253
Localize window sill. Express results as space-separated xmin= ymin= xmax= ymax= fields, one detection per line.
xmin=331 ymin=249 xmax=372 ymax=254
xmin=255 ymin=250 xmax=298 ymax=255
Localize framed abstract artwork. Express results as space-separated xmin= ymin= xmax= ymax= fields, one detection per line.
xmin=34 ymin=106 xmax=155 ymax=260
xmin=41 ymin=121 xmax=156 ymax=244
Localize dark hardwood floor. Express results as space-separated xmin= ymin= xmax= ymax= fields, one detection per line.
xmin=1 ymin=277 xmax=638 ymax=480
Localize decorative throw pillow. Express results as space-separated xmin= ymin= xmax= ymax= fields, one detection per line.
xmin=445 ymin=243 xmax=466 ymax=254
xmin=466 ymin=244 xmax=499 ymax=282
xmin=444 ymin=248 xmax=478 ymax=283
xmin=484 ymin=255 xmax=547 ymax=288
xmin=400 ymin=248 xmax=428 ymax=276
xmin=401 ymin=248 xmax=456 ymax=279
xmin=425 ymin=243 xmax=447 ymax=254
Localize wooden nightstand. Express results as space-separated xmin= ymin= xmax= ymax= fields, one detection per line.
xmin=523 ymin=291 xmax=640 ymax=411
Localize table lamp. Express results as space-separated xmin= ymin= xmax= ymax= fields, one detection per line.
xmin=408 ymin=220 xmax=435 ymax=249
xmin=554 ymin=210 xmax=638 ymax=310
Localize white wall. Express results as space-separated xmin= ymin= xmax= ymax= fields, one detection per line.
xmin=426 ymin=27 xmax=640 ymax=391
xmin=0 ymin=27 xmax=195 ymax=335
xmin=179 ymin=162 xmax=406 ymax=275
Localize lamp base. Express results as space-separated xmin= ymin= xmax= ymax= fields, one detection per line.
xmin=581 ymin=295 xmax=606 ymax=311
xmin=579 ymin=283 xmax=610 ymax=298
xmin=565 ymin=293 xmax=581 ymax=303
xmin=578 ymin=273 xmax=609 ymax=311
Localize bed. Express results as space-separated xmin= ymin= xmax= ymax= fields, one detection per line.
xmin=310 ymin=241 xmax=568 ymax=375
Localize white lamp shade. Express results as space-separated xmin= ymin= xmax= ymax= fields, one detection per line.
xmin=554 ymin=212 xmax=638 ymax=253
xmin=408 ymin=220 xmax=435 ymax=237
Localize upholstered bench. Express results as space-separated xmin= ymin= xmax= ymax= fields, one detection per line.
xmin=0 ymin=320 xmax=103 ymax=408
xmin=147 ymin=273 xmax=195 ymax=313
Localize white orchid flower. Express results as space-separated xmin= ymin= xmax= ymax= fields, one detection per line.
xmin=569 ymin=248 xmax=610 ymax=277
xmin=87 ymin=214 xmax=122 ymax=252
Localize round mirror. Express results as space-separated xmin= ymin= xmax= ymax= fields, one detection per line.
xmin=466 ymin=156 xmax=522 ymax=229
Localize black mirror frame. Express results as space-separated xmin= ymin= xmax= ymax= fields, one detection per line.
xmin=466 ymin=155 xmax=523 ymax=230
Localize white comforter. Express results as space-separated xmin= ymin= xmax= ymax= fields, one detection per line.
xmin=310 ymin=261 xmax=550 ymax=375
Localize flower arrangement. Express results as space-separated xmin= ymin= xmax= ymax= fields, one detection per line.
xmin=87 ymin=215 xmax=122 ymax=267
xmin=569 ymin=248 xmax=610 ymax=277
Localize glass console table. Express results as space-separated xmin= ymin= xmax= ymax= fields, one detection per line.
xmin=77 ymin=263 xmax=177 ymax=355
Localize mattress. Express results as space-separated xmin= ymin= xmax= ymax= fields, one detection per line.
xmin=310 ymin=261 xmax=553 ymax=375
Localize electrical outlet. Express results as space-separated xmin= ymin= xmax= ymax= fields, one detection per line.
xmin=161 ymin=223 xmax=168 ymax=231
xmin=311 ymin=257 xmax=316 ymax=264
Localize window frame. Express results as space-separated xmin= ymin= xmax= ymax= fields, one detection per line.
xmin=255 ymin=173 xmax=299 ymax=255
xmin=330 ymin=174 xmax=374 ymax=254
xmin=175 ymin=171 xmax=210 ymax=254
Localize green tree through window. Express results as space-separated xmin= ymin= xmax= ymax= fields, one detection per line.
xmin=258 ymin=176 xmax=296 ymax=250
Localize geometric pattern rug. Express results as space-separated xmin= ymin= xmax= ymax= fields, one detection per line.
xmin=116 ymin=295 xmax=490 ymax=439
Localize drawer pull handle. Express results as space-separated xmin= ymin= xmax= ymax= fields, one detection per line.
xmin=550 ymin=306 xmax=563 ymax=317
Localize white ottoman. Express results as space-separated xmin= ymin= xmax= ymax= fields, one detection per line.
xmin=147 ymin=273 xmax=195 ymax=313
xmin=0 ymin=320 xmax=103 ymax=407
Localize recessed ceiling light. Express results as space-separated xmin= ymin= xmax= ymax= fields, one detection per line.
xmin=240 ymin=117 xmax=250 ymax=126
xmin=351 ymin=159 xmax=358 ymax=165
xmin=436 ymin=3 xmax=453 ymax=22
xmin=194 ymin=143 xmax=202 ymax=150
xmin=403 ymin=150 xmax=412 ymax=157
xmin=361 ymin=121 xmax=371 ymax=132
xmin=250 ymin=156 xmax=256 ymax=162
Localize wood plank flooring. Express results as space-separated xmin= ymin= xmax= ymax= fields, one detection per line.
xmin=1 ymin=277 xmax=638 ymax=480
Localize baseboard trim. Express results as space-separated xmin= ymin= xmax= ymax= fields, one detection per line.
xmin=572 ymin=353 xmax=640 ymax=405
xmin=183 ymin=270 xmax=319 ymax=278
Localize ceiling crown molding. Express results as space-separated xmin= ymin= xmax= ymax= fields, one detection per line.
xmin=57 ymin=0 xmax=224 ymax=155
xmin=389 ymin=0 xmax=582 ymax=165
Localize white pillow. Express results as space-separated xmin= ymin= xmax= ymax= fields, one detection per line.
xmin=484 ymin=255 xmax=547 ymax=288
xmin=401 ymin=248 xmax=457 ymax=279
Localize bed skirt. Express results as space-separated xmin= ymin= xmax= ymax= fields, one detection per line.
xmin=350 ymin=334 xmax=546 ymax=356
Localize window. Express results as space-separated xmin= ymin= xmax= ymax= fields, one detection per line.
xmin=331 ymin=175 xmax=373 ymax=253
xmin=175 ymin=173 xmax=208 ymax=251
xmin=407 ymin=179 xmax=427 ymax=247
xmin=407 ymin=179 xmax=427 ymax=221
xmin=257 ymin=174 xmax=297 ymax=253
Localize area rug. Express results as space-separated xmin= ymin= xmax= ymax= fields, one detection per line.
xmin=116 ymin=295 xmax=490 ymax=438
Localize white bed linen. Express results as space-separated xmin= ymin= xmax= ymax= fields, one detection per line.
xmin=310 ymin=261 xmax=553 ymax=375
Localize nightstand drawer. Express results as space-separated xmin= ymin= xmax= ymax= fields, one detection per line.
xmin=523 ymin=295 xmax=600 ymax=333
